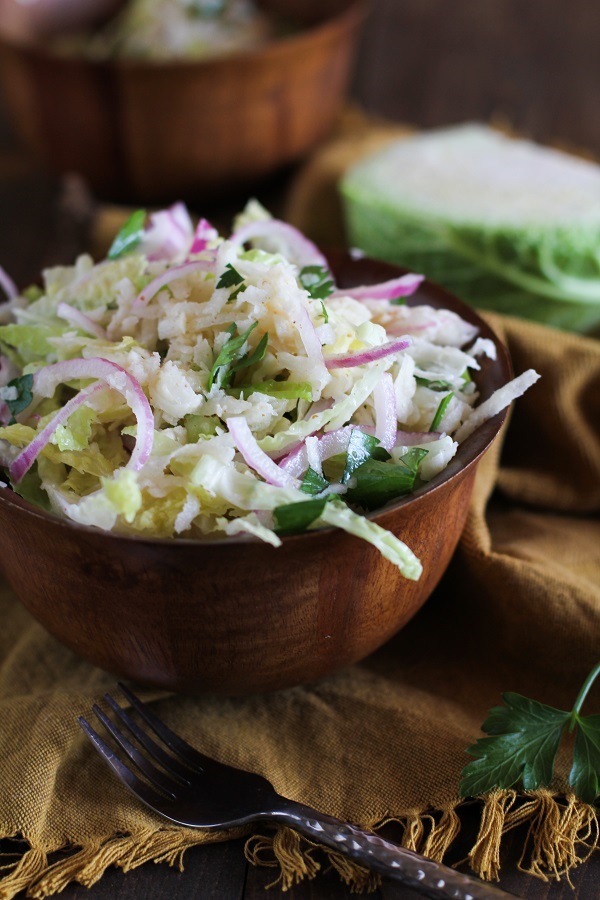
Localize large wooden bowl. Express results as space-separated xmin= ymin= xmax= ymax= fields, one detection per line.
xmin=0 ymin=254 xmax=511 ymax=695
xmin=0 ymin=0 xmax=366 ymax=202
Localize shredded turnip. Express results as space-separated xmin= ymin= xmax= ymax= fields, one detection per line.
xmin=454 ymin=369 xmax=541 ymax=442
xmin=229 ymin=219 xmax=328 ymax=270
xmin=394 ymin=430 xmax=441 ymax=446
xmin=331 ymin=273 xmax=424 ymax=302
xmin=326 ymin=337 xmax=411 ymax=369
xmin=373 ymin=372 xmax=397 ymax=450
xmin=135 ymin=258 xmax=215 ymax=307
xmin=57 ymin=302 xmax=107 ymax=339
xmin=227 ymin=416 xmax=298 ymax=488
xmin=296 ymin=305 xmax=324 ymax=361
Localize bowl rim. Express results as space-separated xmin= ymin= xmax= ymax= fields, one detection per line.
xmin=0 ymin=0 xmax=368 ymax=70
xmin=0 ymin=250 xmax=512 ymax=549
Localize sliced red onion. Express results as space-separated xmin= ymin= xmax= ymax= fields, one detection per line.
xmin=330 ymin=273 xmax=424 ymax=302
xmin=190 ymin=218 xmax=219 ymax=254
xmin=361 ymin=424 xmax=441 ymax=446
xmin=227 ymin=416 xmax=298 ymax=488
xmin=0 ymin=265 xmax=17 ymax=301
xmin=57 ymin=302 xmax=107 ymax=339
xmin=142 ymin=202 xmax=194 ymax=261
xmin=0 ymin=400 xmax=10 ymax=426
xmin=325 ymin=337 xmax=411 ymax=369
xmin=9 ymin=357 xmax=155 ymax=482
xmin=134 ymin=258 xmax=215 ymax=307
xmin=9 ymin=381 xmax=106 ymax=483
xmin=278 ymin=425 xmax=355 ymax=478
xmin=373 ymin=372 xmax=397 ymax=451
xmin=229 ymin=219 xmax=328 ymax=270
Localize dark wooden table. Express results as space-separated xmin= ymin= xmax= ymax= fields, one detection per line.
xmin=0 ymin=1 xmax=598 ymax=897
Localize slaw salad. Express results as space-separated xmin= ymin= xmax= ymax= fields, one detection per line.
xmin=0 ymin=201 xmax=539 ymax=579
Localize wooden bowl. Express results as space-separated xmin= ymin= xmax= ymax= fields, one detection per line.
xmin=0 ymin=0 xmax=366 ymax=202
xmin=0 ymin=254 xmax=511 ymax=695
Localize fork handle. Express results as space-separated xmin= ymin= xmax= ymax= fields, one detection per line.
xmin=272 ymin=800 xmax=514 ymax=900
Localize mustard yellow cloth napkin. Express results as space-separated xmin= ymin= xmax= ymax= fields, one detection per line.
xmin=1 ymin=314 xmax=599 ymax=899
xmin=1 ymin=120 xmax=600 ymax=897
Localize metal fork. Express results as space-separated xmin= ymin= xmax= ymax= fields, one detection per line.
xmin=79 ymin=685 xmax=516 ymax=900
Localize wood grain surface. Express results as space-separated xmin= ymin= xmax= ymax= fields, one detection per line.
xmin=0 ymin=0 xmax=598 ymax=896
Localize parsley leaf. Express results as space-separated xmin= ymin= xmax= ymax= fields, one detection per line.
xmin=299 ymin=265 xmax=334 ymax=301
xmin=389 ymin=297 xmax=406 ymax=306
xmin=1 ymin=373 xmax=34 ymax=423
xmin=273 ymin=497 xmax=329 ymax=534
xmin=108 ymin=209 xmax=146 ymax=260
xmin=345 ymin=448 xmax=428 ymax=511
xmin=460 ymin=694 xmax=569 ymax=796
xmin=208 ymin=322 xmax=257 ymax=390
xmin=300 ymin=467 xmax=329 ymax=495
xmin=570 ymin=715 xmax=600 ymax=803
xmin=460 ymin=662 xmax=600 ymax=802
xmin=342 ymin=429 xmax=390 ymax=484
xmin=231 ymin=331 xmax=268 ymax=373
xmin=217 ymin=264 xmax=244 ymax=289
xmin=429 ymin=392 xmax=454 ymax=431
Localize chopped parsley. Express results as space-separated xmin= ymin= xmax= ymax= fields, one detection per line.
xmin=108 ymin=209 xmax=146 ymax=260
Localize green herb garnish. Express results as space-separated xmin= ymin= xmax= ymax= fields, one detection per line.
xmin=208 ymin=322 xmax=257 ymax=390
xmin=217 ymin=264 xmax=244 ymax=289
xmin=299 ymin=265 xmax=334 ymax=301
xmin=342 ymin=429 xmax=390 ymax=484
xmin=460 ymin=662 xmax=600 ymax=803
xmin=273 ymin=496 xmax=329 ymax=534
xmin=300 ymin=467 xmax=329 ymax=496
xmin=108 ymin=209 xmax=146 ymax=260
xmin=1 ymin=373 xmax=34 ymax=423
xmin=231 ymin=331 xmax=268 ymax=373
xmin=345 ymin=448 xmax=428 ymax=510
xmin=429 ymin=392 xmax=454 ymax=431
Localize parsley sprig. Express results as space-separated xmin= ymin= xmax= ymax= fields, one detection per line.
xmin=207 ymin=322 xmax=268 ymax=391
xmin=460 ymin=662 xmax=600 ymax=803
xmin=298 ymin=265 xmax=334 ymax=301
xmin=107 ymin=209 xmax=146 ymax=260
xmin=0 ymin=374 xmax=34 ymax=424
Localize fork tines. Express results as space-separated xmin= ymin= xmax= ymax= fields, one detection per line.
xmin=78 ymin=684 xmax=206 ymax=808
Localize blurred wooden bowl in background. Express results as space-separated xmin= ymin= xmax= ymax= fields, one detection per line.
xmin=0 ymin=0 xmax=366 ymax=202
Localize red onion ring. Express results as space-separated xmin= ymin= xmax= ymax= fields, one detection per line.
xmin=10 ymin=357 xmax=155 ymax=482
xmin=330 ymin=273 xmax=423 ymax=302
xmin=227 ymin=416 xmax=298 ymax=488
xmin=229 ymin=219 xmax=328 ymax=270
xmin=325 ymin=337 xmax=411 ymax=369
xmin=135 ymin=258 xmax=215 ymax=307
xmin=57 ymin=302 xmax=107 ymax=340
